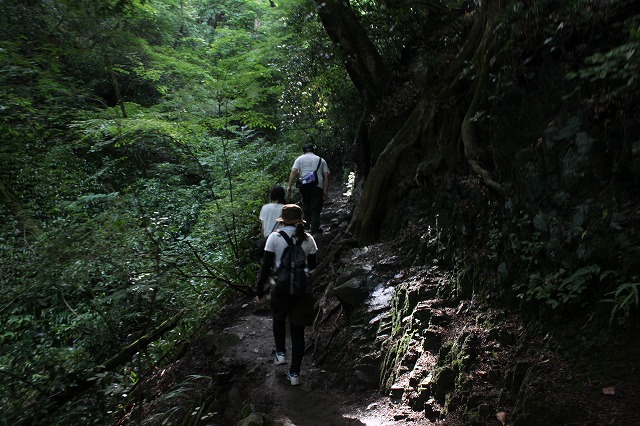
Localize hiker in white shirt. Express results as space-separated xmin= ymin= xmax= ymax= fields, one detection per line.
xmin=259 ymin=186 xmax=286 ymax=238
xmin=287 ymin=143 xmax=330 ymax=234
xmin=254 ymin=204 xmax=318 ymax=386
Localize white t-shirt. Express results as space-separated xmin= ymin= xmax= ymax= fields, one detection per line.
xmin=292 ymin=153 xmax=330 ymax=189
xmin=264 ymin=225 xmax=318 ymax=268
xmin=259 ymin=203 xmax=284 ymax=238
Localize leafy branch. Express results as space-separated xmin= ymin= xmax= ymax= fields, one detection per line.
xmin=601 ymin=279 xmax=640 ymax=327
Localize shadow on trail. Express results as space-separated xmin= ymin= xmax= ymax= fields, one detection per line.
xmin=211 ymin=303 xmax=377 ymax=426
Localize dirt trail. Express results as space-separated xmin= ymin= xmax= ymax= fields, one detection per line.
xmin=206 ymin=187 xmax=424 ymax=425
xmin=211 ymin=301 xmax=400 ymax=425
xmin=126 ymin=186 xmax=433 ymax=425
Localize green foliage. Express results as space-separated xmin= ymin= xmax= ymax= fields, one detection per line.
xmin=274 ymin=3 xmax=360 ymax=160
xmin=158 ymin=375 xmax=216 ymax=424
xmin=508 ymin=212 xmax=612 ymax=315
xmin=566 ymin=41 xmax=639 ymax=91
xmin=348 ymin=0 xmax=465 ymax=64
xmin=508 ymin=214 xmax=546 ymax=268
xmin=601 ymin=279 xmax=640 ymax=327
xmin=564 ymin=7 xmax=640 ymax=94
xmin=0 ymin=0 xmax=329 ymax=423
xmin=515 ymin=265 xmax=601 ymax=309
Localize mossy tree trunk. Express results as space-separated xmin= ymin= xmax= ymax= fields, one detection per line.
xmin=317 ymin=0 xmax=507 ymax=244
xmin=315 ymin=0 xmax=389 ymax=181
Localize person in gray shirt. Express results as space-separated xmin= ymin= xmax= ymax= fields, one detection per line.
xmin=287 ymin=143 xmax=330 ymax=234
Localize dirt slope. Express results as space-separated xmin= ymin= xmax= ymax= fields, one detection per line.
xmin=204 ymin=300 xmax=427 ymax=425
xmin=118 ymin=183 xmax=640 ymax=426
xmin=116 ymin=187 xmax=429 ymax=425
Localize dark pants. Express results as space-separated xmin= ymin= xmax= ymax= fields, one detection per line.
xmin=300 ymin=185 xmax=324 ymax=233
xmin=270 ymin=293 xmax=315 ymax=375
xmin=273 ymin=319 xmax=305 ymax=374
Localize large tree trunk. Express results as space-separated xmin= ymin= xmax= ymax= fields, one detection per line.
xmin=353 ymin=101 xmax=436 ymax=243
xmin=458 ymin=2 xmax=505 ymax=195
xmin=314 ymin=0 xmax=389 ymax=180
xmin=317 ymin=1 xmax=507 ymax=243
xmin=315 ymin=0 xmax=388 ymax=109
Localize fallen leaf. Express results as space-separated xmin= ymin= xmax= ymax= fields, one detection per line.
xmin=496 ymin=411 xmax=507 ymax=424
xmin=602 ymin=386 xmax=616 ymax=395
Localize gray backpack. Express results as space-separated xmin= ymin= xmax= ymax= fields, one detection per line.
xmin=275 ymin=231 xmax=312 ymax=296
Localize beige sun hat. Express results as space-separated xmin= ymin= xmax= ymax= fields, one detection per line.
xmin=276 ymin=204 xmax=306 ymax=225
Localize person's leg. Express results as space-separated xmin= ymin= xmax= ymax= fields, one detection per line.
xmin=309 ymin=186 xmax=324 ymax=233
xmin=300 ymin=188 xmax=312 ymax=229
xmin=273 ymin=318 xmax=287 ymax=354
xmin=289 ymin=323 xmax=305 ymax=374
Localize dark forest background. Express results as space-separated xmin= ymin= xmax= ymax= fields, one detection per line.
xmin=1 ymin=0 xmax=639 ymax=424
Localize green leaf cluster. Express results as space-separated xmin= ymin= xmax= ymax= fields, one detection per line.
xmin=0 ymin=0 xmax=353 ymax=423
xmin=565 ymin=8 xmax=640 ymax=93
xmin=516 ymin=265 xmax=602 ymax=309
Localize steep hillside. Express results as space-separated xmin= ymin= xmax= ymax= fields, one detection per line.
xmin=311 ymin=178 xmax=640 ymax=424
xmin=121 ymin=177 xmax=639 ymax=425
xmin=307 ymin=1 xmax=640 ymax=424
xmin=326 ymin=1 xmax=640 ymax=333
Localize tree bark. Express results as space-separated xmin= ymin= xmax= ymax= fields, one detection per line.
xmin=315 ymin=0 xmax=389 ymax=109
xmin=354 ymin=101 xmax=435 ymax=244
xmin=458 ymin=1 xmax=505 ymax=194
xmin=354 ymin=105 xmax=372 ymax=178
xmin=317 ymin=1 xmax=507 ymax=243
xmin=314 ymin=0 xmax=390 ymax=180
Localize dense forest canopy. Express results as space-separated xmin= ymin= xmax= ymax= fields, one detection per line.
xmin=0 ymin=0 xmax=357 ymax=423
xmin=2 ymin=0 xmax=639 ymax=424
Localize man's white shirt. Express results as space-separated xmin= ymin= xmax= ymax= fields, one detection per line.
xmin=292 ymin=153 xmax=330 ymax=189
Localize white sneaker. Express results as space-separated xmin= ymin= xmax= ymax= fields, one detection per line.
xmin=274 ymin=352 xmax=287 ymax=365
xmin=287 ymin=371 xmax=300 ymax=386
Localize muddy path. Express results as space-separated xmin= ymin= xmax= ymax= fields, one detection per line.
xmin=119 ymin=186 xmax=429 ymax=425
xmin=205 ymin=300 xmax=411 ymax=426
xmin=197 ymin=186 xmax=428 ymax=425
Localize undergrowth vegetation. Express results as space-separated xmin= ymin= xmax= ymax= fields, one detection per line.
xmin=1 ymin=0 xmax=639 ymax=424
xmin=0 ymin=0 xmax=354 ymax=423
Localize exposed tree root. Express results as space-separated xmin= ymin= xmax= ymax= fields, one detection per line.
xmin=459 ymin=4 xmax=505 ymax=194
xmin=350 ymin=2 xmax=509 ymax=244
xmin=355 ymin=101 xmax=436 ymax=244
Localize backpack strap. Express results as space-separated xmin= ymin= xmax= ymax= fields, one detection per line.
xmin=310 ymin=158 xmax=322 ymax=188
xmin=279 ymin=230 xmax=303 ymax=247
xmin=279 ymin=230 xmax=293 ymax=246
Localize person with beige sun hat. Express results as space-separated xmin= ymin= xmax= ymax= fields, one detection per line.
xmin=254 ymin=204 xmax=318 ymax=385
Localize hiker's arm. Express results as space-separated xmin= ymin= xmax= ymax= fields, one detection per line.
xmin=287 ymin=168 xmax=299 ymax=197
xmin=255 ymin=251 xmax=275 ymax=297
xmin=307 ymin=253 xmax=317 ymax=271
